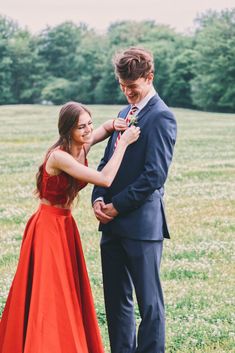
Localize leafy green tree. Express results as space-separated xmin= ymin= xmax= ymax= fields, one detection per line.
xmin=73 ymin=30 xmax=108 ymax=103
xmin=107 ymin=20 xmax=156 ymax=47
xmin=0 ymin=15 xmax=18 ymax=39
xmin=38 ymin=22 xmax=83 ymax=80
xmin=0 ymin=55 xmax=13 ymax=104
xmin=94 ymin=49 xmax=124 ymax=104
xmin=0 ymin=16 xmax=46 ymax=104
xmin=1 ymin=11 xmax=234 ymax=111
xmin=41 ymin=78 xmax=75 ymax=104
xmin=0 ymin=16 xmax=17 ymax=104
xmin=148 ymin=26 xmax=189 ymax=105
xmin=8 ymin=30 xmax=46 ymax=103
xmin=191 ymin=9 xmax=235 ymax=112
xmin=165 ymin=49 xmax=196 ymax=108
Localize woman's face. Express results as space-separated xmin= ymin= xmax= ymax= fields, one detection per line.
xmin=71 ymin=112 xmax=93 ymax=145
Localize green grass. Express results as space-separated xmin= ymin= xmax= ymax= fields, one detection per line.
xmin=0 ymin=105 xmax=235 ymax=353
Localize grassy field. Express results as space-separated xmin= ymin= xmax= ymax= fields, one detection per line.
xmin=0 ymin=104 xmax=235 ymax=352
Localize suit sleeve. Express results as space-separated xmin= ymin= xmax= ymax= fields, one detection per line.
xmin=112 ymin=111 xmax=177 ymax=214
xmin=91 ymin=135 xmax=113 ymax=204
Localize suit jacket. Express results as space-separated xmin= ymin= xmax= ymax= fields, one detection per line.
xmin=92 ymin=93 xmax=177 ymax=240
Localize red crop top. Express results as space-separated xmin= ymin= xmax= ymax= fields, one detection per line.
xmin=40 ymin=156 xmax=88 ymax=206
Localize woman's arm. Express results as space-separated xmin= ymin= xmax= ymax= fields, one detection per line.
xmin=91 ymin=118 xmax=127 ymax=146
xmin=47 ymin=126 xmax=140 ymax=188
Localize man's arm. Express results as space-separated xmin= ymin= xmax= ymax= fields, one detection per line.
xmin=111 ymin=111 xmax=177 ymax=214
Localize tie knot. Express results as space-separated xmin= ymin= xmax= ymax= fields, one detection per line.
xmin=130 ymin=105 xmax=138 ymax=115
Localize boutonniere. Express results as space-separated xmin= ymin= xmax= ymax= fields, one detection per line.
xmin=128 ymin=116 xmax=138 ymax=126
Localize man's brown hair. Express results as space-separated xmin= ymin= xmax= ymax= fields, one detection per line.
xmin=113 ymin=47 xmax=154 ymax=81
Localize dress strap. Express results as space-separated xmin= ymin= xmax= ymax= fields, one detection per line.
xmin=44 ymin=146 xmax=62 ymax=164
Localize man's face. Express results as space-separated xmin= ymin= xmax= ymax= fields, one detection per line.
xmin=118 ymin=73 xmax=154 ymax=104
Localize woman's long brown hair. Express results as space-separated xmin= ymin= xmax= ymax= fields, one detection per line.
xmin=35 ymin=101 xmax=91 ymax=206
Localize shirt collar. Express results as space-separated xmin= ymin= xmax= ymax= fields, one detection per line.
xmin=131 ymin=86 xmax=156 ymax=114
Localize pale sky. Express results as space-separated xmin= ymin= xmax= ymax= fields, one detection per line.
xmin=1 ymin=0 xmax=235 ymax=34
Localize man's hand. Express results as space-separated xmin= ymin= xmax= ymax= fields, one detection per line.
xmin=102 ymin=203 xmax=119 ymax=218
xmin=93 ymin=201 xmax=114 ymax=224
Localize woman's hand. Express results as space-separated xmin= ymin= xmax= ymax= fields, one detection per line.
xmin=120 ymin=126 xmax=141 ymax=145
xmin=113 ymin=118 xmax=128 ymax=131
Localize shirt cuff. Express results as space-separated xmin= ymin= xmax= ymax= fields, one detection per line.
xmin=92 ymin=197 xmax=104 ymax=206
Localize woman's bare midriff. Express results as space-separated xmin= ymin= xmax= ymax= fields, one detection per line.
xmin=40 ymin=198 xmax=70 ymax=210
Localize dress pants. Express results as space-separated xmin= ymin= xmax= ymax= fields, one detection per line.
xmin=100 ymin=234 xmax=165 ymax=353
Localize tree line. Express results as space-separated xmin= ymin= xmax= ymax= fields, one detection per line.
xmin=0 ymin=9 xmax=235 ymax=112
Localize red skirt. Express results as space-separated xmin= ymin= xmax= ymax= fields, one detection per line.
xmin=0 ymin=204 xmax=104 ymax=353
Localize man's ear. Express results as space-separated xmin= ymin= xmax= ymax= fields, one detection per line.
xmin=147 ymin=72 xmax=154 ymax=84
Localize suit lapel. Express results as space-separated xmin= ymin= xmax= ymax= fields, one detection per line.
xmin=136 ymin=94 xmax=159 ymax=123
xmin=118 ymin=105 xmax=131 ymax=119
xmin=109 ymin=105 xmax=130 ymax=155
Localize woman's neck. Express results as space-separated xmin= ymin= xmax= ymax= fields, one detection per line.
xmin=70 ymin=143 xmax=84 ymax=159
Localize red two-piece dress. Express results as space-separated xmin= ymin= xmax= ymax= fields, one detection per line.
xmin=0 ymin=157 xmax=104 ymax=353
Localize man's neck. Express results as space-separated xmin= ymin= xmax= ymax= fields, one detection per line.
xmin=134 ymin=86 xmax=156 ymax=112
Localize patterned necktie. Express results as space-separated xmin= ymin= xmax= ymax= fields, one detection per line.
xmin=114 ymin=105 xmax=138 ymax=150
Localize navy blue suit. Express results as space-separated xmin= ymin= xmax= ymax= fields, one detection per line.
xmin=92 ymin=93 xmax=177 ymax=353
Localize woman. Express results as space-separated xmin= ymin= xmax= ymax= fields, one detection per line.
xmin=0 ymin=101 xmax=140 ymax=353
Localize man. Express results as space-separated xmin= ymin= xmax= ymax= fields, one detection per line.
xmin=92 ymin=47 xmax=177 ymax=353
